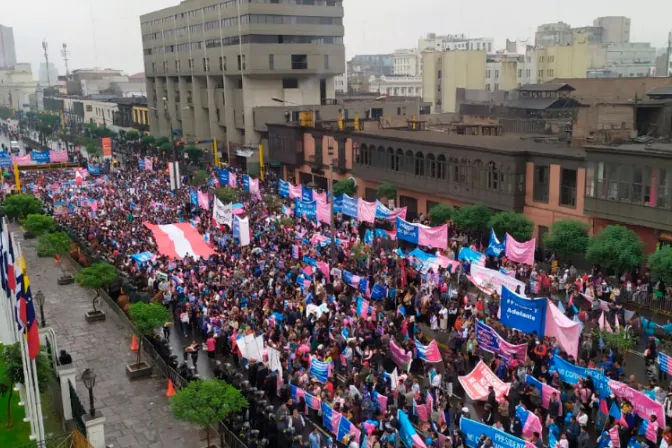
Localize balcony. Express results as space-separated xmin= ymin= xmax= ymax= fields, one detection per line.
xmin=351 ymin=163 xmax=525 ymax=212
xmin=585 ymin=197 xmax=672 ymax=232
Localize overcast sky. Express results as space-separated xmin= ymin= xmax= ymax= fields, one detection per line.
xmin=4 ymin=0 xmax=672 ymax=78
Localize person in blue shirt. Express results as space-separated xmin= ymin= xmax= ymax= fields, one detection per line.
xmin=309 ymin=428 xmax=322 ymax=448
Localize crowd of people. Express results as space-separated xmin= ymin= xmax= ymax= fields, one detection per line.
xmin=13 ymin=149 xmax=672 ymax=448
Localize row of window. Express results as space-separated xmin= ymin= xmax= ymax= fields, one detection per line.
xmin=148 ymin=35 xmax=342 ymax=56
xmin=533 ymin=165 xmax=578 ymax=208
xmin=150 ymin=53 xmax=315 ymax=74
xmin=354 ymin=145 xmax=520 ymax=193
xmin=142 ymin=0 xmax=342 ymax=28
xmin=585 ymin=162 xmax=672 ymax=209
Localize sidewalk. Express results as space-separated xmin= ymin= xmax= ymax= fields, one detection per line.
xmin=17 ymin=227 xmax=203 ymax=448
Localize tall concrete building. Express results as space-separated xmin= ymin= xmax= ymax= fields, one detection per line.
xmin=422 ymin=51 xmax=486 ymax=113
xmin=140 ymin=0 xmax=345 ymax=160
xmin=593 ymin=16 xmax=630 ymax=43
xmin=0 ymin=25 xmax=17 ymax=69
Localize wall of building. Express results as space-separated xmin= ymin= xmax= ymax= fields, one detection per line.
xmin=423 ymin=51 xmax=486 ymax=113
xmin=536 ymin=40 xmax=603 ymax=82
xmin=553 ymin=77 xmax=672 ymax=105
xmin=593 ymin=16 xmax=630 ymax=43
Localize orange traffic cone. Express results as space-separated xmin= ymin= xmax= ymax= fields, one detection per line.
xmin=166 ymin=380 xmax=176 ymax=397
xmin=130 ymin=335 xmax=139 ymax=351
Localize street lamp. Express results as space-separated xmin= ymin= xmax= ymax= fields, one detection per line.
xmin=81 ymin=368 xmax=97 ymax=417
xmin=35 ymin=290 xmax=46 ymax=328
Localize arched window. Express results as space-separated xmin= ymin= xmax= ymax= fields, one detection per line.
xmin=427 ymin=153 xmax=436 ymax=178
xmin=404 ymin=150 xmax=414 ymax=173
xmin=488 ymin=161 xmax=500 ymax=190
xmin=437 ymin=154 xmax=446 ymax=180
xmin=376 ymin=146 xmax=385 ymax=167
xmin=449 ymin=157 xmax=458 ymax=182
xmin=387 ymin=147 xmax=394 ymax=170
xmin=395 ymin=149 xmax=403 ymax=171
xmin=415 ymin=151 xmax=425 ymax=176
xmin=472 ymin=159 xmax=484 ymax=188
xmin=357 ymin=144 xmax=366 ymax=164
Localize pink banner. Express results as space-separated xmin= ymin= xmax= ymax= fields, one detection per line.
xmin=249 ymin=178 xmax=260 ymax=197
xmin=197 ymin=191 xmax=209 ymax=210
xmin=458 ymin=361 xmax=511 ymax=402
xmin=436 ymin=255 xmax=461 ymax=272
xmin=544 ymin=301 xmax=580 ymax=358
xmin=144 ymin=157 xmax=153 ymax=170
xmin=50 ymin=150 xmax=68 ymax=162
xmin=314 ymin=191 xmax=328 ymax=204
xmin=12 ymin=154 xmax=32 ymax=166
xmin=541 ymin=383 xmax=563 ymax=416
xmin=317 ymin=201 xmax=330 ymax=224
xmin=358 ymin=199 xmax=377 ymax=223
xmin=389 ymin=340 xmax=412 ymax=371
xmin=609 ymin=380 xmax=665 ymax=423
xmin=418 ymin=224 xmax=448 ymax=250
xmin=504 ymin=233 xmax=535 ymax=266
xmin=289 ymin=184 xmax=302 ymax=199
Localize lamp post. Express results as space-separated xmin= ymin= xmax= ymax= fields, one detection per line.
xmin=81 ymin=368 xmax=97 ymax=417
xmin=327 ymin=143 xmax=337 ymax=262
xmin=35 ymin=290 xmax=46 ymax=327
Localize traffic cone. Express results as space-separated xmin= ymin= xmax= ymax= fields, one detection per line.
xmin=166 ymin=380 xmax=175 ymax=398
xmin=130 ymin=335 xmax=139 ymax=351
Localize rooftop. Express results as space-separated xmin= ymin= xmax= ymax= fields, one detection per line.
xmin=518 ymin=83 xmax=575 ymax=92
xmin=647 ymin=86 xmax=672 ymax=98
xmin=586 ymin=142 xmax=672 ymax=156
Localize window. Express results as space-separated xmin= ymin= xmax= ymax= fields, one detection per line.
xmin=549 ymin=56 xmax=555 ymax=62
xmin=585 ymin=162 xmax=595 ymax=198
xmin=533 ymin=165 xmax=550 ymax=202
xmin=526 ymin=69 xmax=531 ymax=77
xmin=539 ymin=56 xmax=544 ymax=62
xmin=188 ymin=58 xmax=194 ymax=70
xmin=538 ymin=70 xmax=544 ymax=78
xmin=658 ymin=168 xmax=672 ymax=208
xmin=282 ymin=78 xmax=299 ymax=89
xmin=205 ymin=39 xmax=221 ymax=48
xmin=486 ymin=70 xmax=491 ymax=78
xmin=162 ymin=61 xmax=168 ymax=72
xmin=547 ymin=69 xmax=554 ymax=77
xmin=494 ymin=83 xmax=499 ymax=91
xmin=324 ymin=54 xmax=329 ymax=70
xmin=219 ymin=56 xmax=224 ymax=71
xmin=518 ymin=69 xmax=522 ymax=78
xmin=495 ymin=70 xmax=499 ymax=78
xmin=485 ymin=84 xmax=490 ymax=92
xmin=559 ymin=168 xmax=577 ymax=207
xmin=203 ymin=57 xmax=210 ymax=72
xmin=291 ymin=54 xmax=308 ymax=70
xmin=269 ymin=54 xmax=274 ymax=69
xmin=237 ymin=55 xmax=246 ymax=70
xmin=151 ymin=62 xmax=156 ymax=73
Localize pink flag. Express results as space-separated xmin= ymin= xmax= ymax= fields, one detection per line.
xmin=289 ymin=184 xmax=302 ymax=199
xmin=609 ymin=427 xmax=621 ymax=447
xmin=144 ymin=157 xmax=153 ymax=170
xmin=317 ymin=261 xmax=330 ymax=281
xmin=317 ymin=200 xmax=331 ymax=224
xmin=598 ymin=311 xmax=613 ymax=333
xmin=426 ymin=391 xmax=434 ymax=412
xmin=545 ymin=301 xmax=581 ymax=358
xmin=415 ymin=402 xmax=429 ymax=421
xmin=197 ymin=191 xmax=210 ymax=210
xmin=504 ymin=233 xmax=535 ymax=266
xmin=358 ymin=199 xmax=377 ymax=223
xmin=314 ymin=191 xmax=328 ymax=204
xmin=376 ymin=394 xmax=388 ymax=411
xmin=521 ymin=412 xmax=543 ymax=439
xmin=249 ymin=178 xmax=260 ymax=198
xmin=418 ymin=224 xmax=448 ymax=250
xmin=89 ymin=200 xmax=98 ymax=212
xmin=540 ymin=383 xmax=563 ymax=416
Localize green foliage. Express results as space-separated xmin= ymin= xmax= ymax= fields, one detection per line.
xmin=128 ymin=302 xmax=172 ymax=338
xmin=452 ymin=204 xmax=491 ymax=235
xmin=488 ymin=212 xmax=533 ymax=242
xmin=171 ymin=379 xmax=248 ymax=447
xmin=215 ymin=187 xmax=238 ymax=204
xmin=333 ymin=178 xmax=357 ymax=197
xmin=158 ymin=141 xmax=173 ymax=152
xmin=155 ymin=136 xmax=170 ymax=147
xmin=264 ymin=194 xmax=281 ymax=213
xmin=75 ymin=262 xmax=118 ymax=290
xmin=37 ymin=232 xmax=71 ymax=258
xmin=648 ymin=245 xmax=672 ymax=285
xmin=376 ymin=183 xmax=397 ymax=201
xmin=124 ymin=130 xmax=140 ymax=141
xmin=2 ymin=195 xmax=43 ymax=219
xmin=593 ymin=328 xmax=638 ymax=354
xmin=429 ymin=204 xmax=454 ymax=226
xmin=586 ymin=225 xmax=644 ymax=274
xmin=23 ymin=214 xmax=55 ymax=236
xmin=352 ymin=242 xmax=371 ymax=263
xmin=278 ymin=217 xmax=293 ymax=228
xmin=184 ymin=145 xmax=203 ymax=161
xmin=140 ymin=135 xmax=156 ymax=147
xmin=192 ymin=170 xmax=209 ymax=187
xmin=543 ymin=220 xmax=589 ymax=261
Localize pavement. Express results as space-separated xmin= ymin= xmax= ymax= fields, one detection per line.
xmin=16 ymin=225 xmax=204 ymax=448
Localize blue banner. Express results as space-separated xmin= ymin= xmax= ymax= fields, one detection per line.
xmin=0 ymin=152 xmax=12 ymax=168
xmin=131 ymin=252 xmax=154 ymax=264
xmin=302 ymin=186 xmax=313 ymax=202
xmin=278 ymin=180 xmax=290 ymax=197
xmin=334 ymin=194 xmax=358 ymax=218
xmin=364 ymin=229 xmax=373 ymax=244
xmin=457 ymin=247 xmax=484 ymax=265
xmin=88 ymin=165 xmax=102 ymax=175
xmin=218 ymin=169 xmax=232 ymax=186
xmin=343 ymin=270 xmax=369 ymax=292
xmin=549 ymin=355 xmax=610 ymax=397
xmin=31 ymin=150 xmax=50 ymax=163
xmin=190 ymin=188 xmax=199 ymax=206
xmin=242 ymin=175 xmax=250 ymax=191
xmin=398 ymin=410 xmax=425 ymax=448
xmin=485 ymin=229 xmax=505 ymax=257
xmin=500 ymin=286 xmax=547 ymax=336
xmin=371 ymin=284 xmax=387 ymax=300
xmin=396 ymin=217 xmax=419 ymax=244
xmin=295 ymin=199 xmax=317 ymax=220
xmin=138 ymin=158 xmax=145 ymax=170
xmin=460 ymin=418 xmax=529 ymax=448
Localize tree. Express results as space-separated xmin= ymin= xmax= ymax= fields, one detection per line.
xmin=85 ymin=139 xmax=102 ymax=157
xmin=140 ymin=135 xmax=155 ymax=148
xmin=192 ymin=169 xmax=209 ymax=187
xmin=333 ymin=178 xmax=356 ymax=197
xmin=593 ymin=328 xmax=638 ymax=356
xmin=264 ymin=194 xmax=281 ymax=213
xmin=648 ymin=245 xmax=672 ymax=286
xmin=429 ymin=204 xmax=454 ymax=226
xmin=2 ymin=195 xmax=43 ymax=219
xmin=452 ymin=204 xmax=491 ymax=235
xmin=586 ymin=225 xmax=644 ymax=274
xmin=75 ymin=263 xmax=118 ymax=314
xmin=128 ymin=303 xmax=172 ymax=367
xmin=351 ymin=242 xmax=371 ymax=263
xmin=543 ymin=220 xmax=589 ymax=261
xmin=377 ymin=183 xmax=397 ymax=202
xmin=0 ymin=343 xmax=52 ymax=427
xmin=23 ymin=214 xmax=55 ymax=236
xmin=184 ymin=145 xmax=203 ymax=161
xmin=155 ymin=136 xmax=170 ymax=147
xmin=125 ymin=130 xmax=139 ymax=141
xmin=215 ymin=187 xmax=238 ymax=204
xmin=171 ymin=379 xmax=248 ymax=448
xmin=37 ymin=232 xmax=71 ymax=258
xmin=488 ymin=212 xmax=533 ymax=242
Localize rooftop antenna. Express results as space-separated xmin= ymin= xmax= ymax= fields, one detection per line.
xmin=42 ymin=39 xmax=51 ymax=86
xmin=61 ymin=43 xmax=70 ymax=76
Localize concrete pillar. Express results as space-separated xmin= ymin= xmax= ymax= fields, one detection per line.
xmin=223 ymin=75 xmax=238 ymax=151
xmin=192 ymin=76 xmax=209 ymax=139
xmin=206 ymin=76 xmax=225 ymax=141
xmin=146 ymin=78 xmax=159 ymax=135
xmin=84 ymin=413 xmax=106 ymax=448
xmin=57 ymin=365 xmax=76 ymax=420
xmin=166 ymin=78 xmax=179 ymax=132
xmin=154 ymin=77 xmax=170 ymax=137
xmin=178 ymin=77 xmax=194 ymax=139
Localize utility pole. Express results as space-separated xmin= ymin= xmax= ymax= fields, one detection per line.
xmin=61 ymin=43 xmax=70 ymax=76
xmin=42 ymin=40 xmax=51 ymax=86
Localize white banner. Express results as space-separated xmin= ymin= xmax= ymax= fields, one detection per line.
xmin=213 ymin=198 xmax=232 ymax=228
xmin=470 ymin=264 xmax=526 ymax=296
xmin=234 ymin=216 xmax=250 ymax=247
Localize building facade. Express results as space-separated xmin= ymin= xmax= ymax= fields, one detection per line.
xmin=392 ymin=49 xmax=421 ymax=77
xmin=535 ymin=38 xmax=604 ymax=83
xmin=368 ymin=75 xmax=422 ymax=97
xmin=593 ymin=16 xmax=630 ymax=44
xmin=418 ymin=33 xmax=493 ymax=53
xmin=0 ymin=63 xmax=39 ymax=111
xmin=0 ymin=25 xmax=16 ymax=69
xmin=422 ymin=51 xmax=486 ymax=113
xmin=140 ymin=0 xmax=345 ymax=173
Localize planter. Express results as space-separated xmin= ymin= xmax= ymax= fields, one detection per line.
xmin=58 ymin=275 xmax=74 ymax=285
xmin=84 ymin=310 xmax=106 ymax=322
xmin=125 ymin=362 xmax=152 ymax=379
xmin=24 ymin=231 xmax=36 ymax=240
